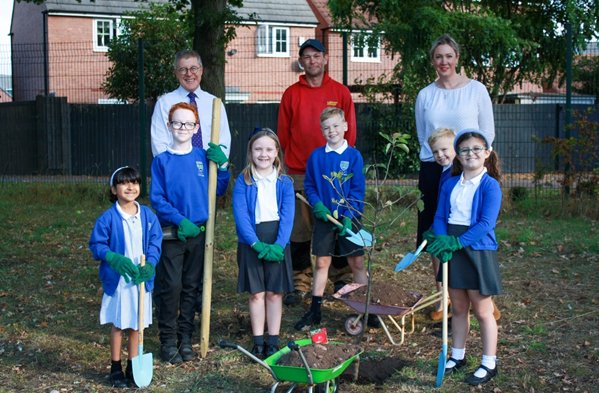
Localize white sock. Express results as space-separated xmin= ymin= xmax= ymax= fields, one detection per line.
xmin=446 ymin=347 xmax=465 ymax=368
xmin=474 ymin=355 xmax=496 ymax=378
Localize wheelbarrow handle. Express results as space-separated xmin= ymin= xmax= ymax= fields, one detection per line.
xmin=220 ymin=341 xmax=238 ymax=349
xmin=288 ymin=341 xmax=313 ymax=385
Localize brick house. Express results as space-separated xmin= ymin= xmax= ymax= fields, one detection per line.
xmin=10 ymin=0 xmax=169 ymax=103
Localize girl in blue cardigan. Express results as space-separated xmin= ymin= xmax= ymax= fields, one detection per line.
xmin=232 ymin=128 xmax=295 ymax=359
xmin=89 ymin=167 xmax=162 ymax=388
xmin=428 ymin=129 xmax=502 ymax=386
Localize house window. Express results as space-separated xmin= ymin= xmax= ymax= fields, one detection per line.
xmin=93 ymin=19 xmax=118 ymax=52
xmin=257 ymin=25 xmax=290 ymax=57
xmin=351 ymin=34 xmax=380 ymax=63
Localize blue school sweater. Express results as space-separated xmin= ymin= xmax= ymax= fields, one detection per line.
xmin=232 ymin=173 xmax=295 ymax=248
xmin=304 ymin=146 xmax=365 ymax=219
xmin=432 ymin=173 xmax=502 ymax=250
xmin=89 ymin=203 xmax=163 ymax=296
xmin=150 ymin=147 xmax=230 ymax=227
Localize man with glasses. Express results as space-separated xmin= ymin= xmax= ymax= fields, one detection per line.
xmin=277 ymin=39 xmax=359 ymax=308
xmin=151 ymin=50 xmax=231 ymax=158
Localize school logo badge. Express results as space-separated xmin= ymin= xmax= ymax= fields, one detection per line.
xmin=196 ymin=161 xmax=205 ymax=177
xmin=340 ymin=161 xmax=349 ymax=172
xmin=327 ymin=101 xmax=338 ymax=106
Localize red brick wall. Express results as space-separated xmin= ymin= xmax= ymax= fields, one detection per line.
xmin=46 ymin=16 xmax=113 ymax=104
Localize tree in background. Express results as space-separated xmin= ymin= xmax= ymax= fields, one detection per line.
xmin=329 ymin=0 xmax=598 ymax=103
xmin=103 ymin=3 xmax=192 ymax=102
xmin=573 ymin=55 xmax=599 ymax=104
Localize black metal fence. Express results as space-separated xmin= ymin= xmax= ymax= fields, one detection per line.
xmin=1 ymin=40 xmax=598 ymax=192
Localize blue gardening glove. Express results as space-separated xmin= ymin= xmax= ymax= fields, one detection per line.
xmin=428 ymin=235 xmax=463 ymax=261
xmin=335 ymin=217 xmax=352 ymax=237
xmin=206 ymin=142 xmax=229 ymax=168
xmin=252 ymin=241 xmax=269 ymax=259
xmin=263 ymin=244 xmax=285 ymax=263
xmin=177 ymin=218 xmax=201 ymax=242
xmin=105 ymin=251 xmax=139 ymax=283
xmin=133 ymin=263 xmax=155 ymax=285
xmin=313 ymin=201 xmax=332 ymax=222
xmin=422 ymin=228 xmax=436 ymax=252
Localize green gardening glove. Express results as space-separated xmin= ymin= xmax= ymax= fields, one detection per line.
xmin=264 ymin=244 xmax=285 ymax=263
xmin=438 ymin=250 xmax=454 ymax=263
xmin=177 ymin=218 xmax=201 ymax=242
xmin=105 ymin=251 xmax=139 ymax=284
xmin=428 ymin=235 xmax=463 ymax=261
xmin=313 ymin=201 xmax=332 ymax=222
xmin=252 ymin=241 xmax=269 ymax=259
xmin=335 ymin=217 xmax=352 ymax=237
xmin=206 ymin=142 xmax=229 ymax=168
xmin=422 ymin=228 xmax=436 ymax=252
xmin=133 ymin=263 xmax=155 ymax=285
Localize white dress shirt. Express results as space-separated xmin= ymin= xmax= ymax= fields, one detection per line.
xmin=255 ymin=167 xmax=279 ymax=224
xmin=150 ymin=85 xmax=232 ymax=157
xmin=448 ymin=167 xmax=487 ymax=226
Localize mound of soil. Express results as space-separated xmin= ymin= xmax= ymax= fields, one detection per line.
xmin=343 ymin=282 xmax=419 ymax=308
xmin=341 ymin=357 xmax=408 ymax=385
xmin=277 ymin=343 xmax=361 ymax=370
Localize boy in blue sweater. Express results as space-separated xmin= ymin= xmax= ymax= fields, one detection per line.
xmin=150 ymin=102 xmax=230 ymax=363
xmin=294 ymin=107 xmax=368 ymax=330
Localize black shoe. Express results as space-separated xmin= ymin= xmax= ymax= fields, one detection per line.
xmin=160 ymin=344 xmax=183 ymax=364
xmin=333 ymin=282 xmax=346 ymax=294
xmin=433 ymin=324 xmax=452 ymax=338
xmin=109 ymin=371 xmax=129 ymax=388
xmin=366 ymin=314 xmax=381 ymax=328
xmin=265 ymin=344 xmax=279 ymax=358
xmin=294 ymin=310 xmax=322 ymax=330
xmin=284 ymin=290 xmax=308 ymax=306
xmin=444 ymin=357 xmax=467 ymax=376
xmin=465 ymin=364 xmax=498 ymax=386
xmin=179 ymin=342 xmax=197 ymax=362
xmin=251 ymin=344 xmax=265 ymax=360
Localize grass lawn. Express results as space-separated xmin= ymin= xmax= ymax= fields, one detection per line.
xmin=0 ymin=183 xmax=598 ymax=392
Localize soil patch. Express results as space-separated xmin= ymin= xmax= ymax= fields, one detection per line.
xmin=343 ymin=282 xmax=420 ymax=307
xmin=340 ymin=357 xmax=407 ymax=385
xmin=276 ymin=343 xmax=361 ymax=370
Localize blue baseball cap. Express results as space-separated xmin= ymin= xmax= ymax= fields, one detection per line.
xmin=454 ymin=128 xmax=491 ymax=152
xmin=299 ymin=39 xmax=326 ymax=55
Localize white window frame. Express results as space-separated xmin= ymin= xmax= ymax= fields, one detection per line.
xmin=93 ymin=18 xmax=119 ymax=52
xmin=257 ymin=24 xmax=290 ymax=57
xmin=351 ymin=34 xmax=381 ymax=63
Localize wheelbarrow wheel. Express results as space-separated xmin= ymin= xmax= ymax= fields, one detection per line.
xmin=344 ymin=314 xmax=364 ymax=337
xmin=314 ymin=377 xmax=339 ymax=393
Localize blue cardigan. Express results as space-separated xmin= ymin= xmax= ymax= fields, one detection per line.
xmin=432 ymin=173 xmax=502 ymax=250
xmin=232 ymin=173 xmax=295 ymax=248
xmin=89 ymin=203 xmax=163 ymax=296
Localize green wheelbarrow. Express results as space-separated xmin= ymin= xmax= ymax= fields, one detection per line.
xmin=220 ymin=339 xmax=363 ymax=393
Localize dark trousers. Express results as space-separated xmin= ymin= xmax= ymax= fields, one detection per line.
xmin=417 ymin=161 xmax=443 ymax=246
xmin=155 ymin=231 xmax=206 ymax=345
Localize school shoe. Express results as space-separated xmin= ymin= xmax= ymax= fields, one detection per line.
xmin=443 ymin=357 xmax=467 ymax=376
xmin=109 ymin=371 xmax=129 ymax=388
xmin=251 ymin=344 xmax=265 ymax=360
xmin=294 ymin=310 xmax=322 ymax=330
xmin=265 ymin=344 xmax=279 ymax=358
xmin=160 ymin=344 xmax=183 ymax=364
xmin=465 ymin=364 xmax=498 ymax=386
xmin=284 ymin=290 xmax=308 ymax=306
xmin=179 ymin=341 xmax=197 ymax=362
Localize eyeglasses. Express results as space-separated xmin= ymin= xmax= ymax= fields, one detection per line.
xmin=177 ymin=66 xmax=201 ymax=74
xmin=170 ymin=121 xmax=197 ymax=130
xmin=457 ymin=147 xmax=487 ymax=156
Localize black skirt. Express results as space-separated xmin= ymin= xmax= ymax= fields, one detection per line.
xmin=237 ymin=221 xmax=295 ymax=295
xmin=436 ymin=224 xmax=503 ymax=296
xmin=417 ymin=161 xmax=443 ymax=246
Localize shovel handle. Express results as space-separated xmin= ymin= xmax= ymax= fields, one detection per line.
xmin=139 ymin=255 xmax=145 ymax=346
xmin=295 ymin=193 xmax=343 ymax=227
